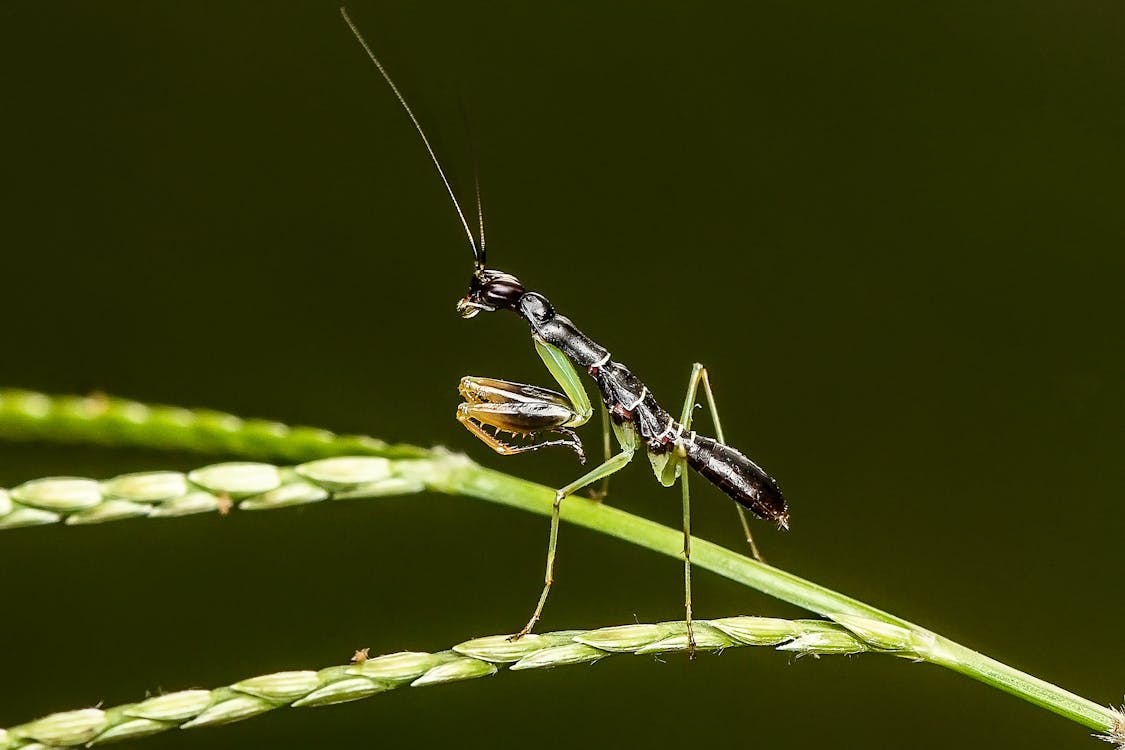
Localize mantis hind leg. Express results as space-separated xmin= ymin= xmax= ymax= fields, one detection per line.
xmin=680 ymin=363 xmax=764 ymax=562
xmin=678 ymin=450 xmax=697 ymax=657
xmin=675 ymin=363 xmax=765 ymax=657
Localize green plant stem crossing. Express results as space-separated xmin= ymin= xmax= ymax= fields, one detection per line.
xmin=0 ymin=390 xmax=1120 ymax=745
xmin=442 ymin=461 xmax=1120 ymax=735
xmin=0 ymin=616 xmax=913 ymax=749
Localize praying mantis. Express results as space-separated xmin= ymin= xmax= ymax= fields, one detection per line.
xmin=342 ymin=8 xmax=788 ymax=651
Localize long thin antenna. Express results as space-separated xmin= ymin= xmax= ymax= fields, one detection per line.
xmin=474 ymin=165 xmax=486 ymax=260
xmin=340 ymin=7 xmax=484 ymax=267
xmin=459 ymin=98 xmax=486 ymax=260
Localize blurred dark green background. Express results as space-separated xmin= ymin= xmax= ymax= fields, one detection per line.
xmin=1 ymin=2 xmax=1122 ymax=748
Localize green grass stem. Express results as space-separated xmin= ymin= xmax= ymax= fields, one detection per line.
xmin=0 ymin=389 xmax=426 ymax=460
xmin=1 ymin=390 xmax=1121 ymax=745
xmin=0 ymin=617 xmax=905 ymax=749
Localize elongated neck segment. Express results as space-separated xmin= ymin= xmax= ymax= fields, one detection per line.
xmin=515 ymin=292 xmax=608 ymax=368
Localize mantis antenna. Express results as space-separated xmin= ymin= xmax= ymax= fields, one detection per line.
xmin=473 ymin=154 xmax=486 ymax=261
xmin=340 ymin=6 xmax=484 ymax=268
xmin=460 ymin=98 xmax=487 ymax=263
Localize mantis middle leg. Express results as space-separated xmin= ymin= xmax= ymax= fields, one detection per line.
xmin=454 ymin=339 xmax=638 ymax=640
xmin=511 ymin=421 xmax=637 ymax=640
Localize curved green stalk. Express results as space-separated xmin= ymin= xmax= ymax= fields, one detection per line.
xmin=0 ymin=390 xmax=1121 ymax=744
xmin=0 ymin=617 xmax=902 ymax=749
xmin=0 ymin=389 xmax=427 ymax=460
xmin=0 ymin=455 xmax=433 ymax=528
xmin=440 ymin=462 xmax=1122 ymax=737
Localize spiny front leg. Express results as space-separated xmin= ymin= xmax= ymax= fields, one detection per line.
xmin=457 ymin=376 xmax=586 ymax=461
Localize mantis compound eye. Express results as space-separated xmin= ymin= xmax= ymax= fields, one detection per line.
xmin=482 ymin=277 xmax=524 ymax=308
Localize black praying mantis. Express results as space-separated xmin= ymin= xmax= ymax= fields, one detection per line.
xmin=342 ymin=9 xmax=788 ymax=650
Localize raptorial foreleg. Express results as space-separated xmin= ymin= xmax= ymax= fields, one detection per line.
xmin=456 ymin=376 xmax=587 ymax=461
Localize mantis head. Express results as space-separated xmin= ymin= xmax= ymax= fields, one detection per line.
xmin=458 ymin=267 xmax=525 ymax=318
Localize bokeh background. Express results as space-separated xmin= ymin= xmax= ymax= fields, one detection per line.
xmin=1 ymin=2 xmax=1122 ymax=748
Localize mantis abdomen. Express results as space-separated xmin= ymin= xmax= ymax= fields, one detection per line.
xmin=683 ymin=435 xmax=788 ymax=527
